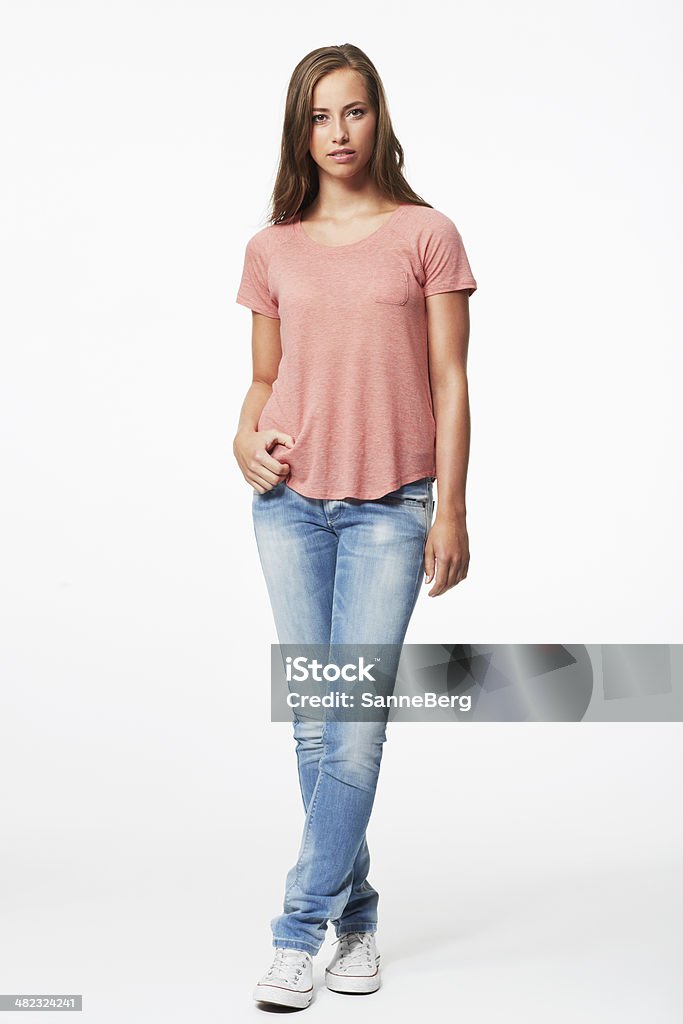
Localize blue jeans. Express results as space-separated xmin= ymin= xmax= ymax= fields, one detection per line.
xmin=251 ymin=475 xmax=434 ymax=955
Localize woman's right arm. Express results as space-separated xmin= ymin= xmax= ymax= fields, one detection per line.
xmin=233 ymin=311 xmax=295 ymax=493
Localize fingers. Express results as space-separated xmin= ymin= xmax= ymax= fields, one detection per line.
xmin=255 ymin=452 xmax=291 ymax=489
xmin=263 ymin=431 xmax=294 ymax=474
xmin=265 ymin=456 xmax=291 ymax=475
xmin=268 ymin=430 xmax=295 ymax=451
xmin=427 ymin=557 xmax=450 ymax=597
xmin=251 ymin=476 xmax=282 ymax=493
xmin=427 ymin=554 xmax=468 ymax=597
xmin=251 ymin=430 xmax=295 ymax=492
xmin=251 ymin=464 xmax=289 ymax=492
xmin=424 ymin=540 xmax=436 ymax=585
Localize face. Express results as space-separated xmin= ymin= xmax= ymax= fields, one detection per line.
xmin=308 ymin=68 xmax=376 ymax=178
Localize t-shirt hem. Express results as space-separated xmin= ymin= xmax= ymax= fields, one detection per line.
xmin=285 ymin=468 xmax=436 ymax=502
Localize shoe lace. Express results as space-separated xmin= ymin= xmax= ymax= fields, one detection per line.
xmin=265 ymin=948 xmax=310 ymax=986
xmin=332 ymin=931 xmax=375 ymax=969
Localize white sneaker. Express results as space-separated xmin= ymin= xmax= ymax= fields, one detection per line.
xmin=253 ymin=947 xmax=314 ymax=1009
xmin=325 ymin=931 xmax=381 ymax=994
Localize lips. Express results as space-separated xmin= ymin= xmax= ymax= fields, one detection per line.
xmin=329 ymin=149 xmax=355 ymax=155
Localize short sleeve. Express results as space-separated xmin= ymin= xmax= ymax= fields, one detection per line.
xmin=422 ymin=216 xmax=478 ymax=298
xmin=235 ymin=233 xmax=280 ymax=319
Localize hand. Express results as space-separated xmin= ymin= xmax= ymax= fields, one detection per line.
xmin=233 ymin=428 xmax=295 ymax=493
xmin=424 ymin=514 xmax=470 ymax=597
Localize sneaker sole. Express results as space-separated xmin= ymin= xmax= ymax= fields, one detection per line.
xmin=253 ymin=983 xmax=313 ymax=1009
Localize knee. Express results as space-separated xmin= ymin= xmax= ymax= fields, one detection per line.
xmin=293 ymin=716 xmax=324 ymax=755
xmin=318 ymin=721 xmax=387 ymax=789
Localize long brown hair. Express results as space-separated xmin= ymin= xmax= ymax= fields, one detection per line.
xmin=268 ymin=44 xmax=432 ymax=225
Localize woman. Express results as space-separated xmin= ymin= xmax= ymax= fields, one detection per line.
xmin=233 ymin=43 xmax=477 ymax=1010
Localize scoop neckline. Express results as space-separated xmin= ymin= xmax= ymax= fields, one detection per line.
xmin=295 ymin=204 xmax=407 ymax=252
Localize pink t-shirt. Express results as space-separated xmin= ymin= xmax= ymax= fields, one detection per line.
xmin=235 ymin=203 xmax=477 ymax=500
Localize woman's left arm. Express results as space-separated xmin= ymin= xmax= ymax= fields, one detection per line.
xmin=424 ymin=290 xmax=472 ymax=597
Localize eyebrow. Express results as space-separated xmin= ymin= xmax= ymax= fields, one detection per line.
xmin=311 ymin=100 xmax=367 ymax=111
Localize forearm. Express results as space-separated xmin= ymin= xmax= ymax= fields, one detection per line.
xmin=432 ymin=373 xmax=470 ymax=521
xmin=234 ymin=380 xmax=273 ymax=440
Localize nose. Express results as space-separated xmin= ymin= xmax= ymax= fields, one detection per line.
xmin=332 ymin=121 xmax=349 ymax=144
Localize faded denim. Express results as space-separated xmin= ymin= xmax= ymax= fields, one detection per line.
xmin=252 ymin=475 xmax=434 ymax=954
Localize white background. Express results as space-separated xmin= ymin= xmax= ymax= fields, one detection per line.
xmin=1 ymin=1 xmax=681 ymax=1020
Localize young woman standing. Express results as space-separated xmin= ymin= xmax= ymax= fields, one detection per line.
xmin=233 ymin=43 xmax=477 ymax=1010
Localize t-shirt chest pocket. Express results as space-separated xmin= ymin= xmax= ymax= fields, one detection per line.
xmin=372 ymin=269 xmax=409 ymax=306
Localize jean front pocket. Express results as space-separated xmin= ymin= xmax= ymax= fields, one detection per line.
xmin=372 ymin=270 xmax=409 ymax=306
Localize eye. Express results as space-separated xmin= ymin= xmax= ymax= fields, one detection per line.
xmin=348 ymin=108 xmax=365 ymax=117
xmin=312 ymin=113 xmax=326 ymax=123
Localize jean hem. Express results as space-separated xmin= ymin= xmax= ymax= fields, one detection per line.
xmin=273 ymin=938 xmax=319 ymax=954
xmin=336 ymin=922 xmax=378 ymax=937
